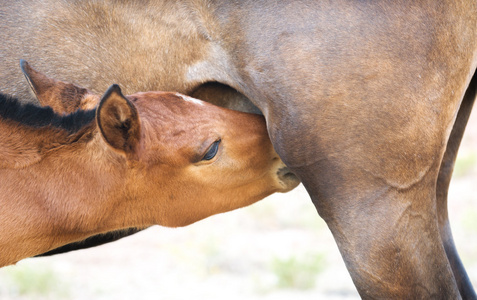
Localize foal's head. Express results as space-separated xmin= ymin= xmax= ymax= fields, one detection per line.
xmin=20 ymin=61 xmax=300 ymax=227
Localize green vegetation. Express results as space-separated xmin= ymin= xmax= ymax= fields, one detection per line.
xmin=2 ymin=264 xmax=69 ymax=298
xmin=271 ymin=253 xmax=326 ymax=290
xmin=454 ymin=152 xmax=477 ymax=177
xmin=462 ymin=209 xmax=477 ymax=234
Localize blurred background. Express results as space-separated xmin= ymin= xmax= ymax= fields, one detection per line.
xmin=1 ymin=111 xmax=476 ymax=300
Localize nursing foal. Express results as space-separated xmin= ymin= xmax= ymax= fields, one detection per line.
xmin=0 ymin=71 xmax=299 ymax=267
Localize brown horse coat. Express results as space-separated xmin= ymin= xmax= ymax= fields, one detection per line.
xmin=0 ymin=73 xmax=299 ymax=267
xmin=1 ymin=1 xmax=476 ymax=298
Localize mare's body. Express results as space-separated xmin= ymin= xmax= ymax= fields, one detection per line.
xmin=1 ymin=1 xmax=476 ymax=298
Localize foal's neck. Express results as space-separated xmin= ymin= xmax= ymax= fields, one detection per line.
xmin=0 ymin=113 xmax=128 ymax=266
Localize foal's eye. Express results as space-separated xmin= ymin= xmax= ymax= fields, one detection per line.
xmin=201 ymin=140 xmax=221 ymax=161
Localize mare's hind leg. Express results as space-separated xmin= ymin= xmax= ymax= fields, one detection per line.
xmin=437 ymin=72 xmax=477 ymax=299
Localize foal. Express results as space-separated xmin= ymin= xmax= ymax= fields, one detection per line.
xmin=0 ymin=72 xmax=299 ymax=267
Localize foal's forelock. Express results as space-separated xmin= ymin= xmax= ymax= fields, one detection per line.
xmin=0 ymin=93 xmax=95 ymax=134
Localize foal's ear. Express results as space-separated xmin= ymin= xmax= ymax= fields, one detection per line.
xmin=97 ymin=84 xmax=141 ymax=158
xmin=20 ymin=60 xmax=99 ymax=114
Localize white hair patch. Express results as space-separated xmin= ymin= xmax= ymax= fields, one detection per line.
xmin=176 ymin=93 xmax=204 ymax=106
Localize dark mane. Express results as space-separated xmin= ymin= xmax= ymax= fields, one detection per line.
xmin=0 ymin=93 xmax=95 ymax=133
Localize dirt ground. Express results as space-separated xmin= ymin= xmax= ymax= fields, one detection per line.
xmin=1 ymin=111 xmax=477 ymax=300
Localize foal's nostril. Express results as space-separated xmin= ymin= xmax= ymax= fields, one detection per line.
xmin=276 ymin=166 xmax=300 ymax=192
xmin=274 ymin=163 xmax=300 ymax=192
xmin=277 ymin=167 xmax=299 ymax=182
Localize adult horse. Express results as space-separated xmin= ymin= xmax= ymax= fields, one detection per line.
xmin=1 ymin=1 xmax=476 ymax=298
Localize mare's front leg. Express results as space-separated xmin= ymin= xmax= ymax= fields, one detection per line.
xmin=436 ymin=73 xmax=477 ymax=299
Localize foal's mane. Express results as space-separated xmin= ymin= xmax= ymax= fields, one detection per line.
xmin=0 ymin=93 xmax=95 ymax=134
